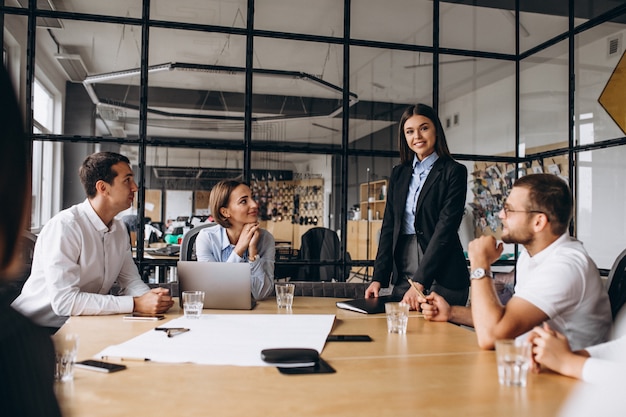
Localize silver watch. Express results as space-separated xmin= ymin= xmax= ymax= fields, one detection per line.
xmin=470 ymin=268 xmax=492 ymax=280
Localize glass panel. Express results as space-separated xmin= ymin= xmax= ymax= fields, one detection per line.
xmin=152 ymin=0 xmax=247 ymax=27
xmin=576 ymin=23 xmax=626 ymax=145
xmin=126 ymin=145 xmax=244 ymax=222
xmin=519 ymin=4 xmax=570 ymax=54
xmin=3 ymin=13 xmax=28 ymax=114
xmin=37 ymin=0 xmax=142 ymax=18
xmin=576 ymin=147 xmax=626 ymax=270
xmin=520 ymin=40 xmax=569 ymax=154
xmin=351 ymin=0 xmax=432 ymax=46
xmin=345 ymin=154 xmax=397 ymax=279
xmin=440 ymin=2 xmax=515 ymax=55
xmin=33 ymin=19 xmax=142 ymax=137
xmin=250 ymin=152 xmax=337 ymax=280
xmin=349 ymin=46 xmax=430 ymax=152
xmin=255 ymin=0 xmax=343 ymax=37
xmin=440 ymin=55 xmax=516 ymax=156
xmin=575 ymin=1 xmax=625 ymax=22
xmin=145 ymin=29 xmax=246 ymax=141
xmin=252 ymin=37 xmax=343 ymax=145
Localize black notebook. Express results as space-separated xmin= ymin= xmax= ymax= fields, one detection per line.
xmin=335 ymin=295 xmax=402 ymax=314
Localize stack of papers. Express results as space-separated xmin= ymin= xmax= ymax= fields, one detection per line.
xmin=97 ymin=314 xmax=335 ymax=366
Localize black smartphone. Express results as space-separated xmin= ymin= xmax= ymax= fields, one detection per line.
xmin=326 ymin=334 xmax=372 ymax=342
xmin=75 ymin=360 xmax=127 ymax=373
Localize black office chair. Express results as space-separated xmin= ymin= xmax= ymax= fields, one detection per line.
xmin=271 ymin=281 xmax=368 ymax=298
xmin=1 ymin=231 xmax=37 ymax=302
xmin=296 ymin=227 xmax=351 ymax=282
xmin=607 ymin=248 xmax=626 ymax=320
xmin=179 ymin=223 xmax=217 ymax=261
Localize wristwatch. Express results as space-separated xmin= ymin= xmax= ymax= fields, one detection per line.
xmin=470 ymin=268 xmax=492 ymax=280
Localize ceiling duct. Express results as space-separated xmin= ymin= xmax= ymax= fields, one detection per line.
xmin=152 ymin=167 xmax=243 ymax=181
xmin=15 ymin=0 xmax=63 ymax=29
xmin=55 ymin=54 xmax=88 ymax=82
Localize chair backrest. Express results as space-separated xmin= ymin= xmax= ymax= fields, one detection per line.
xmin=297 ymin=227 xmax=350 ymax=282
xmin=179 ymin=223 xmax=217 ymax=261
xmin=607 ymin=248 xmax=626 ymax=319
xmin=1 ymin=231 xmax=37 ymax=302
xmin=273 ymin=281 xmax=368 ymax=298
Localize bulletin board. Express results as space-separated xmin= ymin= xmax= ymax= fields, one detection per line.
xmin=144 ymin=189 xmax=162 ymax=222
xmin=194 ymin=191 xmax=211 ymax=216
xmin=470 ymin=155 xmax=568 ymax=239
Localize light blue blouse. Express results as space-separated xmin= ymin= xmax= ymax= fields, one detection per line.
xmin=402 ymin=152 xmax=439 ymax=234
xmin=195 ymin=224 xmax=275 ymax=300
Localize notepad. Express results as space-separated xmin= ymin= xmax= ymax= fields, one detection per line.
xmin=335 ymin=295 xmax=402 ymax=314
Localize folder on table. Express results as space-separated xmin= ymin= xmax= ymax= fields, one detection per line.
xmin=335 ymin=295 xmax=402 ymax=314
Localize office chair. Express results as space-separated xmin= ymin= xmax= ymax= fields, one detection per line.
xmin=607 ymin=248 xmax=626 ymax=320
xmin=179 ymin=223 xmax=217 ymax=261
xmin=296 ymin=227 xmax=351 ymax=282
xmin=271 ymin=281 xmax=369 ymax=298
xmin=1 ymin=231 xmax=37 ymax=302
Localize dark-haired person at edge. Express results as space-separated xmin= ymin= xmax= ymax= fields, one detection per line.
xmin=365 ymin=103 xmax=470 ymax=309
xmin=0 ymin=65 xmax=62 ymax=417
xmin=195 ymin=179 xmax=275 ymax=300
xmin=12 ymin=151 xmax=174 ymax=330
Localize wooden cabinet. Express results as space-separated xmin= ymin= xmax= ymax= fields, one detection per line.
xmin=359 ymin=180 xmax=387 ymax=221
xmin=347 ymin=179 xmax=387 ymax=277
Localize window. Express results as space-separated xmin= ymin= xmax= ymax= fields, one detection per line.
xmin=31 ymin=79 xmax=59 ymax=230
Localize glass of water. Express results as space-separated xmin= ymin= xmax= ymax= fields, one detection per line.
xmin=495 ymin=339 xmax=531 ymax=387
xmin=52 ymin=333 xmax=79 ymax=382
xmin=385 ymin=302 xmax=409 ymax=334
xmin=182 ymin=290 xmax=205 ymax=319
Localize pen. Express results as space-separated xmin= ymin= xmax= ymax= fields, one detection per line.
xmin=101 ymin=356 xmax=150 ymax=362
xmin=155 ymin=327 xmax=190 ymax=337
xmin=407 ymin=278 xmax=427 ymax=299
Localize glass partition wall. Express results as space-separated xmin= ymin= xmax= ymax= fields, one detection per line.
xmin=3 ymin=0 xmax=626 ymax=283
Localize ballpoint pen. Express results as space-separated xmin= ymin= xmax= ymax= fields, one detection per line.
xmin=155 ymin=327 xmax=190 ymax=338
xmin=407 ymin=278 xmax=427 ymax=299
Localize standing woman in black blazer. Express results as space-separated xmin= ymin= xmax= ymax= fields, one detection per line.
xmin=365 ymin=104 xmax=470 ymax=309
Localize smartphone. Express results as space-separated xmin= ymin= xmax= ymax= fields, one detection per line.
xmin=75 ymin=360 xmax=127 ymax=373
xmin=326 ymin=334 xmax=372 ymax=342
xmin=123 ymin=312 xmax=165 ymax=321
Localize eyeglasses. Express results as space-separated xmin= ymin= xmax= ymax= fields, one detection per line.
xmin=501 ymin=207 xmax=545 ymax=218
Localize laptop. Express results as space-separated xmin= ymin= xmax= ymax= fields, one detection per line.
xmin=177 ymin=261 xmax=256 ymax=310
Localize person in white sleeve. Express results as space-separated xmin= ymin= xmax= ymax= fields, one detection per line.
xmin=529 ymin=305 xmax=626 ymax=384
xmin=12 ymin=152 xmax=174 ymax=330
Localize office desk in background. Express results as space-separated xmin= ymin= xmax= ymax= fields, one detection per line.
xmin=55 ymin=298 xmax=575 ymax=417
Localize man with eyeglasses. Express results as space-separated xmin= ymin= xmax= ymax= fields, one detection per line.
xmin=419 ymin=173 xmax=611 ymax=351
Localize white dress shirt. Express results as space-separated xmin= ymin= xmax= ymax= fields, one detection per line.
xmin=12 ymin=199 xmax=150 ymax=328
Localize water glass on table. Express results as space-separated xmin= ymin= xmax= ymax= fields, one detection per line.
xmin=275 ymin=283 xmax=295 ymax=309
xmin=182 ymin=290 xmax=205 ymax=318
xmin=495 ymin=339 xmax=531 ymax=387
xmin=52 ymin=333 xmax=79 ymax=382
xmin=385 ymin=302 xmax=409 ymax=334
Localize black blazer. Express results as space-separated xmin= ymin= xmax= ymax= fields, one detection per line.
xmin=372 ymin=156 xmax=470 ymax=290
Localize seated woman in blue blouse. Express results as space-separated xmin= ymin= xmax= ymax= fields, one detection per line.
xmin=195 ymin=179 xmax=275 ymax=300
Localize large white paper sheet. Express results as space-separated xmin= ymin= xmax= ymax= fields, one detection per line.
xmin=96 ymin=314 xmax=335 ymax=366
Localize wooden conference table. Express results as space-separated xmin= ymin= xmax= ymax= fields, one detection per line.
xmin=55 ymin=297 xmax=576 ymax=417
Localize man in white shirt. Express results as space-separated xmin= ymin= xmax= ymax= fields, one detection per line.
xmin=419 ymin=173 xmax=611 ymax=351
xmin=12 ymin=152 xmax=174 ymax=329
